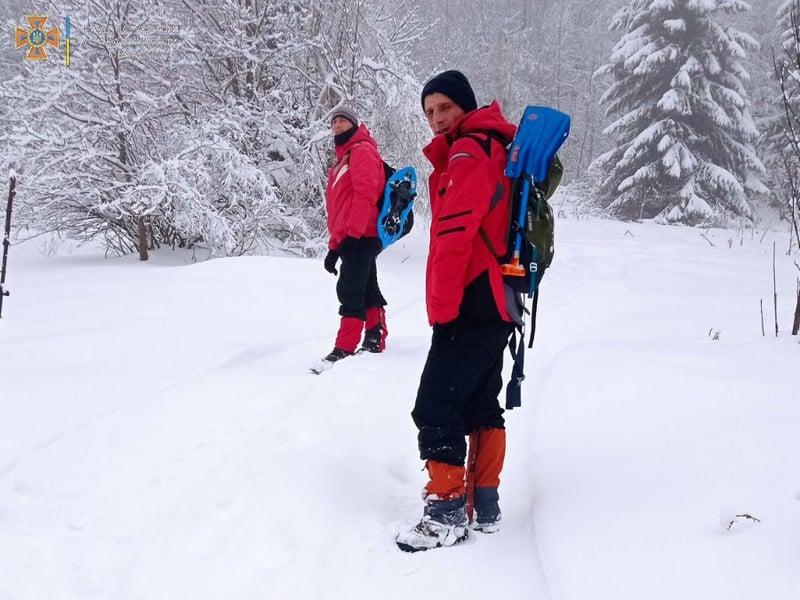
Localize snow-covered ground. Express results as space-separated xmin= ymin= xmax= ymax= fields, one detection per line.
xmin=1 ymin=218 xmax=798 ymax=600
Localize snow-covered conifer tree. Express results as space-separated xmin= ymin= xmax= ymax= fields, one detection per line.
xmin=595 ymin=0 xmax=767 ymax=225
xmin=768 ymin=0 xmax=800 ymax=244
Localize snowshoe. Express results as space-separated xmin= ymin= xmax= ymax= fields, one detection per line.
xmin=471 ymin=514 xmax=502 ymax=534
xmin=309 ymin=347 xmax=352 ymax=374
xmin=377 ymin=167 xmax=417 ymax=248
xmin=396 ymin=517 xmax=468 ymax=553
xmin=396 ymin=495 xmax=468 ymax=553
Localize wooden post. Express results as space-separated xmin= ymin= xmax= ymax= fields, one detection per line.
xmin=792 ymin=280 xmax=800 ymax=335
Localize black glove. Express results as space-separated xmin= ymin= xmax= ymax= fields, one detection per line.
xmin=324 ymin=249 xmax=339 ymax=275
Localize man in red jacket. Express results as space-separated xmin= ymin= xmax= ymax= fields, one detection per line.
xmin=311 ymin=106 xmax=389 ymax=373
xmin=396 ymin=71 xmax=518 ymax=552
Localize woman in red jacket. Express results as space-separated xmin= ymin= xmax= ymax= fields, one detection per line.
xmin=312 ymin=106 xmax=388 ymax=373
xmin=396 ymin=71 xmax=517 ymax=552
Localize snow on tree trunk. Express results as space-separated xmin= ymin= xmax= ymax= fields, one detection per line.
xmin=594 ymin=0 xmax=767 ymax=225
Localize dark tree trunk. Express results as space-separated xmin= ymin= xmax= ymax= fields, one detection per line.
xmin=137 ymin=216 xmax=149 ymax=261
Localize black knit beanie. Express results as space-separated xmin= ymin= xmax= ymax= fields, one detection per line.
xmin=420 ymin=70 xmax=477 ymax=113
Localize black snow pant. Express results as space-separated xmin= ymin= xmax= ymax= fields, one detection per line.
xmin=412 ymin=319 xmax=514 ymax=466
xmin=336 ymin=237 xmax=386 ymax=319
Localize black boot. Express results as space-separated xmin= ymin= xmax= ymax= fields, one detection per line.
xmin=360 ymin=325 xmax=384 ymax=353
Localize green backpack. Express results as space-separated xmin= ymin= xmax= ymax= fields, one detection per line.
xmin=505 ymin=154 xmax=562 ymax=296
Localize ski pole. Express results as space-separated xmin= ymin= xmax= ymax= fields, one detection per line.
xmin=1 ymin=172 xmax=16 ymax=318
xmin=500 ymin=174 xmax=532 ymax=278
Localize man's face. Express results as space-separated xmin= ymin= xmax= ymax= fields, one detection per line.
xmin=330 ymin=116 xmax=355 ymax=136
xmin=423 ymin=92 xmax=465 ymax=136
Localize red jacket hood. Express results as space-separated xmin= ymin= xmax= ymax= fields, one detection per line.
xmin=423 ymin=101 xmax=517 ymax=169
xmin=335 ymin=124 xmax=379 ymax=161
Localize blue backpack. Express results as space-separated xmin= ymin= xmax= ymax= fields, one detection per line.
xmin=376 ymin=166 xmax=416 ymax=248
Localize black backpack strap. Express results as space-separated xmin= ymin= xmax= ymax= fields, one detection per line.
xmin=504 ymin=289 xmax=540 ymax=409
xmin=505 ymin=326 xmax=525 ymax=410
xmin=451 ymin=129 xmax=511 ymax=159
xmin=528 ymin=288 xmax=540 ymax=349
xmin=460 ymin=133 xmax=493 ymax=157
xmin=472 ymin=129 xmax=513 ymax=148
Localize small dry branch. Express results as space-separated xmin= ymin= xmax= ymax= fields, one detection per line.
xmin=726 ymin=513 xmax=761 ymax=532
xmin=773 ymin=242 xmax=779 ymax=337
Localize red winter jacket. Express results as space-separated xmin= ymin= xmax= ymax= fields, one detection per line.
xmin=325 ymin=124 xmax=385 ymax=250
xmin=423 ymin=101 xmax=517 ymax=326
